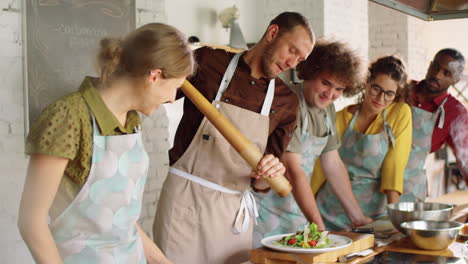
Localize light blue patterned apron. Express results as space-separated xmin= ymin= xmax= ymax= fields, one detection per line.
xmin=253 ymin=90 xmax=333 ymax=247
xmin=400 ymin=98 xmax=448 ymax=202
xmin=316 ymin=108 xmax=395 ymax=231
xmin=50 ymin=113 xmax=149 ymax=264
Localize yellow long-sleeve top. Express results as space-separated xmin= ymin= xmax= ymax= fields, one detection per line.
xmin=311 ymin=102 xmax=412 ymax=195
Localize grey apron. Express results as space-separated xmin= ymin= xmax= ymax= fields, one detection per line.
xmin=317 ymin=108 xmax=395 ymax=230
xmin=253 ymin=88 xmax=333 ymax=247
xmin=400 ymin=98 xmax=448 ymax=202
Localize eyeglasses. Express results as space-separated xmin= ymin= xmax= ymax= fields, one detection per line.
xmin=369 ymin=85 xmax=396 ymax=102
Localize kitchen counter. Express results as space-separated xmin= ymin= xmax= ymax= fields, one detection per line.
xmin=349 ymin=236 xmax=465 ymax=264
xmin=247 ymin=235 xmax=467 ymax=264
xmin=350 ymin=190 xmax=468 ymax=263
xmin=247 ymin=190 xmax=468 ymax=263
xmin=427 ymin=190 xmax=468 ymax=222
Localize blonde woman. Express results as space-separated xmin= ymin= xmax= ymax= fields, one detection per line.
xmin=313 ymin=56 xmax=412 ymax=230
xmin=18 ymin=23 xmax=194 ymax=264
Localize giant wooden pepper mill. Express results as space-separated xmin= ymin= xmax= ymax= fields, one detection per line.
xmin=181 ymin=80 xmax=292 ymax=197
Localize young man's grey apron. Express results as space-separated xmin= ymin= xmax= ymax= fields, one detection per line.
xmin=50 ymin=112 xmax=149 ymax=264
xmin=400 ymin=98 xmax=448 ymax=202
xmin=317 ymin=108 xmax=395 ymax=230
xmin=253 ymin=86 xmax=333 ymax=248
xmin=153 ymin=51 xmax=274 ymax=264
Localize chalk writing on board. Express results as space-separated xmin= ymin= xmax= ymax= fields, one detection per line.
xmin=25 ymin=0 xmax=135 ymax=128
xmin=53 ymin=24 xmax=109 ymax=49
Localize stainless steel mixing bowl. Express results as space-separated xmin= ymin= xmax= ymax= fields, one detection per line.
xmin=400 ymin=220 xmax=463 ymax=250
xmin=387 ymin=202 xmax=453 ymax=233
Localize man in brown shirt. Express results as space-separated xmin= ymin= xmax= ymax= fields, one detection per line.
xmin=154 ymin=12 xmax=314 ymax=264
xmin=169 ymin=47 xmax=300 ymax=165
xmin=170 ymin=34 xmax=309 ymax=165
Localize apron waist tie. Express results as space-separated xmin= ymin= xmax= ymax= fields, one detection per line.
xmin=169 ymin=167 xmax=258 ymax=234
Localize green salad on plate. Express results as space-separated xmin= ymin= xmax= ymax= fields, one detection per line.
xmin=275 ymin=222 xmax=331 ymax=248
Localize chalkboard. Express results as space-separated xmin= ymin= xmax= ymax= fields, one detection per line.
xmin=24 ymin=0 xmax=135 ymax=130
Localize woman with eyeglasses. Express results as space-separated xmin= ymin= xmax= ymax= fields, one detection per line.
xmin=311 ymin=56 xmax=412 ymax=230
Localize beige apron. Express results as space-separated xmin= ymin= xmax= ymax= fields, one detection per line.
xmin=153 ymin=51 xmax=275 ymax=264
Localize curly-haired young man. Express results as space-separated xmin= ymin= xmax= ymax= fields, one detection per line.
xmin=253 ymin=39 xmax=372 ymax=246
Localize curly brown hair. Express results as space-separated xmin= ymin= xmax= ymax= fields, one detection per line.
xmin=296 ymin=39 xmax=366 ymax=97
xmin=358 ymin=55 xmax=408 ymax=104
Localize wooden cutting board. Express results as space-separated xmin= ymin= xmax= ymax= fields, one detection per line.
xmin=383 ymin=236 xmax=455 ymax=257
xmin=250 ymin=232 xmax=374 ymax=264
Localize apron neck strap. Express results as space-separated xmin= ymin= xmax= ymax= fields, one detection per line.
xmin=347 ymin=106 xmax=395 ymax=147
xmin=215 ymin=51 xmax=275 ymax=116
xmin=261 ymin=79 xmax=275 ymax=116
xmin=434 ymin=96 xmax=448 ymax=129
xmin=347 ymin=107 xmax=360 ymax=133
xmin=299 ymin=93 xmax=308 ymax=136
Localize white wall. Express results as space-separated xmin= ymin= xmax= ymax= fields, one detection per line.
xmin=324 ymin=0 xmax=369 ymax=111
xmin=164 ymin=0 xmax=327 ymax=46
xmin=162 ymin=0 xmax=329 ymax=146
xmin=368 ymin=2 xmax=428 ymax=84
xmin=165 ymin=0 xmax=261 ymax=45
xmin=422 ymin=18 xmax=468 ymax=70
xmin=324 ymin=0 xmax=368 ymax=57
xmin=369 ymin=2 xmax=408 ymax=63
xmin=421 ymin=17 xmax=468 ymax=108
xmin=0 ymin=0 xmax=31 ymax=262
xmin=369 ymin=2 xmax=468 ymax=88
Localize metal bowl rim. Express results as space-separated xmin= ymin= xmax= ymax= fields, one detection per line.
xmin=386 ymin=202 xmax=454 ymax=212
xmin=400 ymin=220 xmax=463 ymax=232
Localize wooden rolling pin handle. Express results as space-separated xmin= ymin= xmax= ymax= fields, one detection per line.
xmin=239 ymin=143 xmax=292 ymax=197
xmin=181 ymin=80 xmax=292 ymax=197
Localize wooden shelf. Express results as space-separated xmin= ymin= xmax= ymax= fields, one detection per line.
xmin=190 ymin=43 xmax=245 ymax=53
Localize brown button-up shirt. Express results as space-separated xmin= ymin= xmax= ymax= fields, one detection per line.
xmin=169 ymin=46 xmax=299 ymax=165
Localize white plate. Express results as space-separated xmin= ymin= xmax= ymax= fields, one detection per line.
xmin=261 ymin=233 xmax=352 ymax=253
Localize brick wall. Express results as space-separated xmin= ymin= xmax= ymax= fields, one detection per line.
xmin=407 ymin=16 xmax=428 ymax=80
xmin=324 ymin=0 xmax=368 ymax=58
xmin=0 ymin=0 xmax=31 ymax=262
xmin=368 ymin=1 xmax=430 ymax=80
xmin=324 ymin=0 xmax=369 ymax=110
xmin=135 ymin=0 xmax=170 ymax=240
xmin=368 ymin=1 xmax=408 ymax=63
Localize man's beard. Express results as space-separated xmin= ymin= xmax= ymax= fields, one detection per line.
xmin=261 ymin=42 xmax=279 ymax=79
xmin=423 ymin=79 xmax=449 ymax=94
